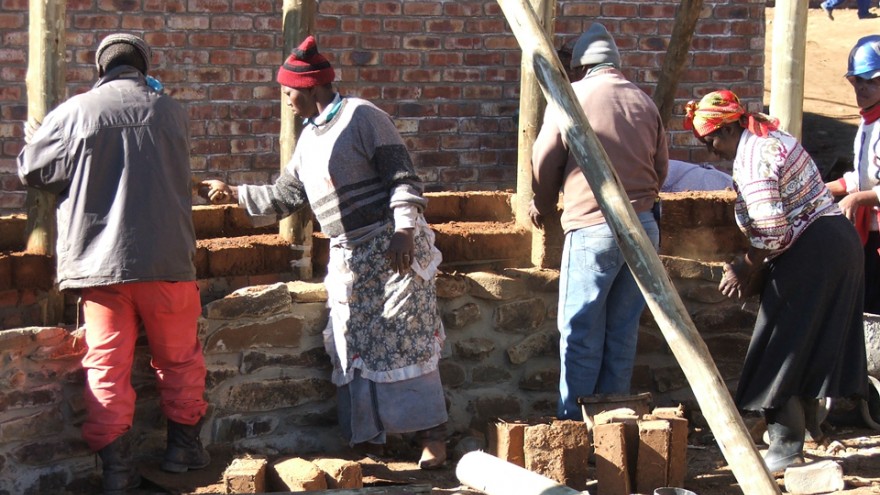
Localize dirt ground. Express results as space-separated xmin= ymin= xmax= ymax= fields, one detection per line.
xmin=778 ymin=6 xmax=878 ymax=180
xmin=113 ymin=7 xmax=880 ymax=495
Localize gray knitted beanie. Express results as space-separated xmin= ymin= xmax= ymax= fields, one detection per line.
xmin=95 ymin=33 xmax=151 ymax=74
xmin=570 ymin=23 xmax=621 ymax=69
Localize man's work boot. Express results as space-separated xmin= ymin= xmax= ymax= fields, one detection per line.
xmin=763 ymin=396 xmax=806 ymax=474
xmin=161 ymin=419 xmax=211 ymax=473
xmin=97 ymin=431 xmax=141 ymax=495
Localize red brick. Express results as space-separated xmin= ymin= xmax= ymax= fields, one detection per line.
xmin=71 ymin=14 xmax=120 ymax=29
xmin=383 ymin=18 xmax=422 ymax=32
xmin=318 ymin=1 xmax=360 ymax=15
xmin=211 ymin=15 xmax=254 ymax=30
xmin=189 ymin=0 xmax=230 ymax=13
xmin=121 ymin=14 xmax=165 ymax=30
xmin=405 ymin=2 xmax=441 ymax=15
xmin=231 ymin=0 xmax=272 ymax=13
xmin=189 ymin=33 xmax=232 ymax=47
xmin=363 ymin=1 xmax=400 ymax=15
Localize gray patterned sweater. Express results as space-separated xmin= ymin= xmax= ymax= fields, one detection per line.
xmin=238 ymin=96 xmax=426 ymax=244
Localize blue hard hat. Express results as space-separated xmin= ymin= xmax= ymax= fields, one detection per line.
xmin=846 ymin=35 xmax=880 ymax=79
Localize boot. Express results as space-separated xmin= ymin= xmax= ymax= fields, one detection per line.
xmin=97 ymin=431 xmax=141 ymax=495
xmin=161 ymin=418 xmax=211 ymax=473
xmin=763 ymin=396 xmax=806 ymax=473
xmin=801 ymin=397 xmax=826 ymax=444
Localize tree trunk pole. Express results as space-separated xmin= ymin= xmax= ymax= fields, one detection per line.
xmin=279 ymin=0 xmax=316 ymax=278
xmin=24 ymin=0 xmax=66 ymax=255
xmin=769 ymin=0 xmax=808 ymax=139
xmin=495 ymin=1 xmax=781 ymax=493
xmin=653 ymin=0 xmax=704 ymax=128
xmin=513 ymin=0 xmax=555 ymax=268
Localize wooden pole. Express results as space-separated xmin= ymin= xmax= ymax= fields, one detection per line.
xmin=457 ymin=451 xmax=581 ymax=495
xmin=514 ymin=0 xmax=555 ymax=268
xmin=24 ymin=0 xmax=66 ymax=255
xmin=279 ymin=0 xmax=316 ymax=278
xmin=769 ymin=0 xmax=808 ymax=139
xmin=495 ymin=1 xmax=781 ymax=493
xmin=652 ymin=0 xmax=704 ymax=128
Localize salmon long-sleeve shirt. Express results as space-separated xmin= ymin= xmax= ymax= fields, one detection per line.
xmin=531 ymin=67 xmax=668 ymax=233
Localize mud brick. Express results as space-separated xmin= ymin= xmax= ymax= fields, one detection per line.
xmin=223 ymin=456 xmax=268 ymax=494
xmin=488 ymin=420 xmax=527 ymax=467
xmin=666 ymin=417 xmax=689 ymax=488
xmin=636 ymin=419 xmax=672 ymax=494
xmin=594 ymin=422 xmax=631 ymax=495
xmin=593 ymin=410 xmax=640 ymax=484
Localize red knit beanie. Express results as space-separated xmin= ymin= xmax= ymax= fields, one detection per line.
xmin=277 ymin=36 xmax=335 ymax=88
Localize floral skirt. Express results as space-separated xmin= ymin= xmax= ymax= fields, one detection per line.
xmin=323 ymin=218 xmax=444 ymax=386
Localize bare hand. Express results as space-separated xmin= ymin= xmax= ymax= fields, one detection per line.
xmin=24 ymin=118 xmax=41 ymax=145
xmin=198 ymin=180 xmax=236 ymax=204
xmin=719 ymin=255 xmax=765 ymax=299
xmin=387 ymin=228 xmax=415 ymax=275
xmin=528 ymin=200 xmax=544 ymax=230
xmin=837 ymin=194 xmax=860 ymax=222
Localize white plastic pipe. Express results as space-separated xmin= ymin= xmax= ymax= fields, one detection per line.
xmin=456 ymin=451 xmax=581 ymax=495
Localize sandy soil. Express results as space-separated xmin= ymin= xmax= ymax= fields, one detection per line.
xmin=770 ymin=6 xmax=879 ymax=178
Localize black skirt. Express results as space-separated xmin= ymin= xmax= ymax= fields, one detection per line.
xmin=735 ymin=214 xmax=869 ymax=411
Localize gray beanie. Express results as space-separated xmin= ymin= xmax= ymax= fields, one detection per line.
xmin=95 ymin=33 xmax=151 ymax=74
xmin=570 ymin=23 xmax=620 ymax=69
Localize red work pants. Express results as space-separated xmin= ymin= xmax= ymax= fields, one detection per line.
xmin=80 ymin=281 xmax=208 ymax=451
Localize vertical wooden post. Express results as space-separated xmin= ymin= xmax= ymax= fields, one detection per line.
xmin=513 ymin=0 xmax=556 ymax=268
xmin=279 ymin=0 xmax=316 ymax=279
xmin=24 ymin=0 xmax=66 ymax=256
xmin=495 ymin=0 xmax=782 ymax=493
xmin=652 ymin=0 xmax=704 ymax=128
xmin=769 ymin=0 xmax=808 ymax=139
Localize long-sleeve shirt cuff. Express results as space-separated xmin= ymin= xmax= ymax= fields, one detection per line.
xmin=394 ymin=204 xmax=418 ymax=230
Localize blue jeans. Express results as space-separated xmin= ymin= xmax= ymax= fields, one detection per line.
xmin=821 ymin=0 xmax=871 ymax=17
xmin=556 ymin=211 xmax=660 ymax=420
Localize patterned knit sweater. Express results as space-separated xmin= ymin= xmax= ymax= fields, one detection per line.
xmin=732 ymin=129 xmax=840 ymax=257
xmin=238 ymin=96 xmax=426 ymax=244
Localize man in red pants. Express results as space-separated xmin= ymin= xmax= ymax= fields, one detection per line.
xmin=17 ymin=33 xmax=209 ymax=494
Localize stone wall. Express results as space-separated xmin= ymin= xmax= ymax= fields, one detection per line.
xmin=0 ymin=191 xmax=762 ymax=494
xmin=0 ymin=0 xmax=766 ymax=214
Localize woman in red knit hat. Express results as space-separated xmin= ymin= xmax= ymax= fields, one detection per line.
xmin=200 ymin=36 xmax=448 ymax=469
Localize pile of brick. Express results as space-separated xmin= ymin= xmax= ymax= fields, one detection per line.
xmin=221 ymin=456 xmax=365 ymax=493
xmin=487 ymin=404 xmax=689 ymax=495
xmin=592 ymin=405 xmax=689 ymax=495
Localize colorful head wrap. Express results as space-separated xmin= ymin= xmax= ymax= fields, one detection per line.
xmin=277 ymin=36 xmax=335 ymax=89
xmin=683 ymin=90 xmax=779 ymax=138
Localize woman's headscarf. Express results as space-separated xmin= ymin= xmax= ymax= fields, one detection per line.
xmin=683 ymin=89 xmax=779 ymax=138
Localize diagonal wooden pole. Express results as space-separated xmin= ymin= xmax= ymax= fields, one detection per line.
xmin=653 ymin=0 xmax=704 ymax=128
xmin=495 ymin=1 xmax=781 ymax=493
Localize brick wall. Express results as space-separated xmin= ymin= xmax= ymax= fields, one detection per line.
xmin=0 ymin=0 xmax=766 ymax=215
xmin=0 ymin=192 xmax=765 ymax=493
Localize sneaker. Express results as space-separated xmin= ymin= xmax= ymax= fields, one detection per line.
xmin=821 ymin=4 xmax=834 ymax=20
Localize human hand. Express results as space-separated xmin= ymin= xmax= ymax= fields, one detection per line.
xmin=528 ymin=200 xmax=544 ymax=230
xmin=24 ymin=118 xmax=41 ymax=145
xmin=719 ymin=255 xmax=765 ymax=299
xmin=837 ymin=192 xmax=876 ymax=223
xmin=198 ymin=179 xmax=236 ymax=204
xmin=387 ymin=228 xmax=415 ymax=275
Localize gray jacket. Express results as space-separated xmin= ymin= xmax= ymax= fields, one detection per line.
xmin=17 ymin=67 xmax=196 ymax=290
